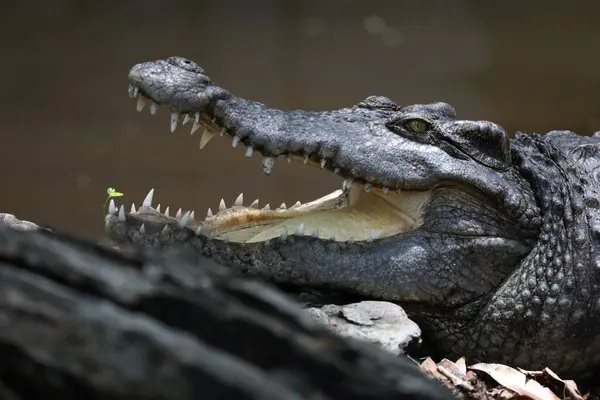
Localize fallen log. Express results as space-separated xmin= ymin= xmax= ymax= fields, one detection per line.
xmin=0 ymin=225 xmax=453 ymax=400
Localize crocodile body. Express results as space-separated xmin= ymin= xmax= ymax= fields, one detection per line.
xmin=101 ymin=57 xmax=600 ymax=378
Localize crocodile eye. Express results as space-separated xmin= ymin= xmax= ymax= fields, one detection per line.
xmin=406 ymin=119 xmax=430 ymax=134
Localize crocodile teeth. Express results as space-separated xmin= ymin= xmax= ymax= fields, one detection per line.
xmin=108 ymin=199 xmax=117 ymax=214
xmin=219 ymin=128 xmax=226 ymax=136
xmin=218 ymin=199 xmax=227 ymax=212
xmin=245 ymin=146 xmax=254 ymax=158
xmin=295 ymin=223 xmax=304 ymax=235
xmin=142 ymin=189 xmax=154 ymax=207
xmin=292 ymin=201 xmax=301 ymax=208
xmin=182 ymin=114 xmax=191 ymax=125
xmin=199 ymin=130 xmax=215 ymax=149
xmin=262 ymin=203 xmax=270 ymax=211
xmin=140 ymin=223 xmax=146 ymax=234
xmin=195 ymin=226 xmax=202 ymax=235
xmin=164 ymin=206 xmax=170 ymax=217
xmin=206 ymin=208 xmax=213 ymax=218
xmin=156 ymin=204 xmax=161 ymax=213
xmin=232 ymin=136 xmax=240 ymax=148
xmin=190 ymin=211 xmax=195 ymax=220
xmin=118 ymin=205 xmax=126 ymax=222
xmin=176 ymin=208 xmax=182 ymax=219
xmin=179 ymin=211 xmax=191 ymax=227
xmin=303 ymin=155 xmax=309 ymax=164
xmin=250 ymin=199 xmax=259 ymax=208
xmin=311 ymin=229 xmax=319 ymax=238
xmin=262 ymin=157 xmax=275 ymax=175
xmin=150 ymin=102 xmax=159 ymax=115
xmin=130 ymin=203 xmax=137 ymax=213
xmin=364 ymin=183 xmax=372 ymax=192
xmin=287 ymin=154 xmax=292 ymax=163
xmin=320 ymin=158 xmax=326 ymax=168
xmin=333 ymin=167 xmax=340 ymax=175
xmin=382 ymin=186 xmax=389 ymax=194
xmin=191 ymin=122 xmax=202 ymax=135
xmin=194 ymin=112 xmax=200 ymax=123
xmin=234 ymin=193 xmax=244 ymax=206
xmin=170 ymin=112 xmax=178 ymax=132
xmin=128 ymin=85 xmax=135 ymax=98
xmin=277 ymin=203 xmax=287 ymax=210
xmin=162 ymin=225 xmax=169 ymax=233
xmin=136 ymin=96 xmax=146 ymax=112
xmin=343 ymin=179 xmax=354 ymax=190
xmin=280 ymin=230 xmax=287 ymax=241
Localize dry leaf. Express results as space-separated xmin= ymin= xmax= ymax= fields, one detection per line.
xmin=469 ymin=363 xmax=560 ymax=400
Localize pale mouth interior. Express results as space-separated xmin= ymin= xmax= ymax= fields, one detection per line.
xmin=200 ymin=183 xmax=430 ymax=243
xmin=124 ymin=86 xmax=432 ymax=244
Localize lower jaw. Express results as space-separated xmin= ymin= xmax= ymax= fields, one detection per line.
xmin=117 ymin=183 xmax=431 ymax=245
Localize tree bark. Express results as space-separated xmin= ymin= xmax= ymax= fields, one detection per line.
xmin=0 ymin=226 xmax=453 ymax=400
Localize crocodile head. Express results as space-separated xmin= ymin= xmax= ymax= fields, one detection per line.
xmin=106 ymin=56 xmax=540 ymax=313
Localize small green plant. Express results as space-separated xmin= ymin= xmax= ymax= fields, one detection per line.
xmin=103 ymin=187 xmax=124 ymax=216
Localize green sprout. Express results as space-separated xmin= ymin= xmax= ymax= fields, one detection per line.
xmin=103 ymin=187 xmax=124 ymax=216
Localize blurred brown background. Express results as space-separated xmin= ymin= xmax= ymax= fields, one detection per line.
xmin=0 ymin=0 xmax=598 ymax=240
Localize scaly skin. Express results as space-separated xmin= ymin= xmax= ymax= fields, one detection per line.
xmin=104 ymin=56 xmax=600 ymax=377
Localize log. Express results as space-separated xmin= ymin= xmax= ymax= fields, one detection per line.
xmin=0 ymin=226 xmax=453 ymax=400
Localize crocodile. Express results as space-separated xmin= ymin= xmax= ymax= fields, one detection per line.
xmin=102 ymin=56 xmax=600 ymax=378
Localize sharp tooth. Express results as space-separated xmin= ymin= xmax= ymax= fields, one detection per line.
xmin=333 ymin=167 xmax=340 ymax=175
xmin=292 ymin=201 xmax=301 ymax=208
xmin=195 ymin=226 xmax=202 ymax=235
xmin=142 ymin=188 xmax=154 ymax=207
xmin=364 ymin=183 xmax=372 ymax=192
xmin=245 ymin=146 xmax=254 ymax=158
xmin=295 ymin=223 xmax=304 ymax=235
xmin=190 ymin=211 xmax=195 ymax=220
xmin=303 ymin=155 xmax=309 ymax=164
xmin=206 ymin=208 xmax=213 ymax=218
xmin=150 ymin=102 xmax=159 ymax=115
xmin=232 ymin=136 xmax=240 ymax=147
xmin=176 ymin=208 xmax=182 ymax=219
xmin=130 ymin=203 xmax=137 ymax=213
xmin=179 ymin=211 xmax=191 ymax=227
xmin=128 ymin=84 xmax=135 ymax=98
xmin=234 ymin=193 xmax=244 ymax=206
xmin=118 ymin=205 xmax=126 ymax=222
xmin=219 ymin=199 xmax=227 ymax=212
xmin=280 ymin=230 xmax=287 ymax=241
xmin=136 ymin=96 xmax=146 ymax=112
xmin=162 ymin=225 xmax=169 ymax=233
xmin=191 ymin=122 xmax=202 ymax=135
xmin=277 ymin=203 xmax=287 ymax=210
xmin=108 ymin=199 xmax=117 ymax=214
xmin=220 ymin=128 xmax=226 ymax=136
xmin=140 ymin=223 xmax=146 ymax=233
xmin=287 ymin=154 xmax=292 ymax=163
xmin=320 ymin=158 xmax=326 ymax=168
xmin=250 ymin=199 xmax=259 ymax=208
xmin=156 ymin=204 xmax=161 ymax=213
xmin=343 ymin=179 xmax=354 ymax=191
xmin=182 ymin=114 xmax=191 ymax=125
xmin=164 ymin=206 xmax=170 ymax=217
xmin=170 ymin=112 xmax=178 ymax=132
xmin=382 ymin=186 xmax=389 ymax=194
xmin=199 ymin=130 xmax=215 ymax=149
xmin=347 ymin=237 xmax=355 ymax=244
xmin=262 ymin=157 xmax=275 ymax=175
xmin=132 ymin=87 xmax=139 ymax=98
xmin=311 ymin=229 xmax=319 ymax=238
xmin=194 ymin=112 xmax=200 ymax=123
xmin=262 ymin=203 xmax=270 ymax=211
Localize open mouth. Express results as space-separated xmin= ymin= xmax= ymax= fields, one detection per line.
xmin=114 ymin=85 xmax=432 ymax=244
